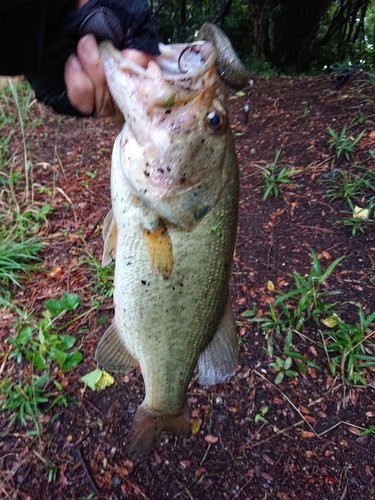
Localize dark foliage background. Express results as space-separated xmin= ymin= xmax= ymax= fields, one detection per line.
xmin=149 ymin=0 xmax=375 ymax=73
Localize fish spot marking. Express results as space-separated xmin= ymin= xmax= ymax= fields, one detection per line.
xmin=142 ymin=219 xmax=173 ymax=279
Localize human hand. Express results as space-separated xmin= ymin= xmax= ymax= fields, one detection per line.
xmin=25 ymin=0 xmax=159 ymax=117
xmin=65 ymin=34 xmax=157 ymax=118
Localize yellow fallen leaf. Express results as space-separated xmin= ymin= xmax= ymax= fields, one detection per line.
xmin=321 ymin=315 xmax=338 ymax=328
xmin=191 ymin=418 xmax=202 ymax=435
xmin=95 ymin=370 xmax=115 ymax=391
xmin=353 ymin=206 xmax=369 ymax=219
xmin=267 ymin=280 xmax=275 ymax=292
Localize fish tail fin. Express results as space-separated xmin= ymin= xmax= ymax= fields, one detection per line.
xmin=127 ymin=402 xmax=190 ymax=458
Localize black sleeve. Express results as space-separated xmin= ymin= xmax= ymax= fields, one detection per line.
xmin=0 ymin=0 xmax=75 ymax=76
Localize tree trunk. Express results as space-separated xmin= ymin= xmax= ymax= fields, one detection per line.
xmin=270 ymin=0 xmax=332 ymax=71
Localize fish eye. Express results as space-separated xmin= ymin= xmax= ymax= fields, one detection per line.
xmin=207 ymin=110 xmax=223 ymax=131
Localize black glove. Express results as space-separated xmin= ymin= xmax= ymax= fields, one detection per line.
xmin=25 ymin=0 xmax=159 ymax=116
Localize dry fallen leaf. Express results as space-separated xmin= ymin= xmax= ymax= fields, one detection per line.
xmin=347 ymin=426 xmax=361 ymax=436
xmin=301 ymin=430 xmax=316 ymax=438
xmin=204 ymin=435 xmax=219 ymax=444
xmin=48 ymin=265 xmax=63 ymax=278
xmin=353 ymin=205 xmax=369 ymax=219
xmin=267 ymin=280 xmax=275 ymax=291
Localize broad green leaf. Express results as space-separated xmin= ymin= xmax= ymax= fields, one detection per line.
xmin=44 ymin=299 xmax=63 ymax=317
xmin=60 ymin=293 xmax=80 ymax=311
xmin=284 ymin=357 xmax=292 ymax=370
xmin=53 ymin=349 xmax=67 ymax=368
xmin=82 ymin=368 xmax=103 ymax=391
xmin=82 ymin=368 xmax=114 ymax=391
xmin=59 ymin=335 xmax=76 ymax=350
xmin=275 ymin=371 xmax=284 ymax=384
xmin=18 ymin=325 xmax=34 ymax=344
xmin=27 ymin=351 xmax=47 ymax=370
xmin=62 ymin=351 xmax=82 ymax=371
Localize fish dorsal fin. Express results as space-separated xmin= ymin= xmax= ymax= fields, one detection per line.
xmin=142 ymin=219 xmax=173 ymax=279
xmin=96 ymin=322 xmax=138 ymax=373
xmin=102 ymin=209 xmax=118 ymax=267
xmin=198 ymin=299 xmax=238 ymax=386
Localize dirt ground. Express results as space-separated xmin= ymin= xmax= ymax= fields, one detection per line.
xmin=1 ymin=71 xmax=375 ymax=499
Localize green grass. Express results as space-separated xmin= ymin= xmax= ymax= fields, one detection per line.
xmin=326 ymin=126 xmax=366 ymax=160
xmin=244 ymin=249 xmax=375 ymax=386
xmin=255 ymin=150 xmax=300 ymax=200
xmin=0 ymin=80 xmax=51 ymax=292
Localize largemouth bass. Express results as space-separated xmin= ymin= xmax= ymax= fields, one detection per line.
xmin=96 ymin=24 xmax=251 ymax=457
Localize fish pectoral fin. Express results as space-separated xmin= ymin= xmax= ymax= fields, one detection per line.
xmin=198 ymin=299 xmax=238 ymax=386
xmin=142 ymin=219 xmax=173 ymax=279
xmin=95 ymin=322 xmax=137 ymax=373
xmin=102 ymin=209 xmax=118 ymax=267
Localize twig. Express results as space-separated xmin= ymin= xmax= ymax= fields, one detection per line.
xmin=200 ymin=443 xmax=211 ymax=466
xmin=233 ymin=477 xmax=253 ymax=499
xmin=239 ymin=419 xmax=304 ymax=450
xmin=254 ymin=369 xmax=319 ymax=436
xmin=185 ymin=488 xmax=194 ymax=500
xmin=76 ymin=446 xmax=100 ymax=497
xmin=318 ymin=420 xmax=368 ymax=438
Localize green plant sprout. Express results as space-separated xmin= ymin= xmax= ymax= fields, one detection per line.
xmin=256 ymin=150 xmax=300 ymax=200
xmin=254 ymin=406 xmax=269 ymax=423
xmin=269 ymin=356 xmax=298 ymax=384
xmin=321 ymin=306 xmax=375 ymax=385
xmin=326 ymin=126 xmax=366 ymax=160
xmin=8 ymin=293 xmax=83 ymax=371
xmin=323 ymin=166 xmax=375 ymax=205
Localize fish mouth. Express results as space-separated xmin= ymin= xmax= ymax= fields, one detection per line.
xmin=100 ymin=40 xmax=217 ymax=91
xmin=100 ymin=40 xmax=218 ymax=107
xmin=101 ymin=40 xmax=226 ymax=226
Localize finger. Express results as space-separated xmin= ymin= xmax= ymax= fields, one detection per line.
xmin=77 ymin=34 xmax=117 ymax=117
xmin=64 ymin=53 xmax=95 ymax=115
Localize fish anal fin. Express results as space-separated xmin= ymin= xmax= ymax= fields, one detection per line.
xmin=198 ymin=299 xmax=238 ymax=386
xmin=102 ymin=209 xmax=118 ymax=267
xmin=142 ymin=220 xmax=173 ymax=279
xmin=127 ymin=401 xmax=190 ymax=458
xmin=95 ymin=322 xmax=137 ymax=373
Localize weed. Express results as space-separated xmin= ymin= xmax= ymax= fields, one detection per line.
xmin=323 ymin=166 xmax=375 ymax=205
xmin=8 ymin=293 xmax=83 ymax=371
xmin=274 ymin=250 xmax=344 ymax=328
xmin=360 ymin=426 xmax=375 ymax=436
xmin=0 ymin=373 xmax=50 ymax=433
xmin=326 ymin=126 xmax=366 ymax=160
xmin=338 ymin=210 xmax=374 ymax=236
xmin=80 ymin=252 xmax=114 ymax=297
xmin=245 ymin=250 xmax=343 ymax=334
xmin=254 ymin=406 xmax=269 ymax=423
xmin=321 ymin=307 xmax=375 ymax=385
xmin=256 ymin=150 xmax=300 ymax=200
xmin=244 ymin=250 xmax=344 ymax=380
xmin=269 ymin=356 xmax=298 ymax=384
xmin=0 ymin=233 xmax=43 ymax=287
